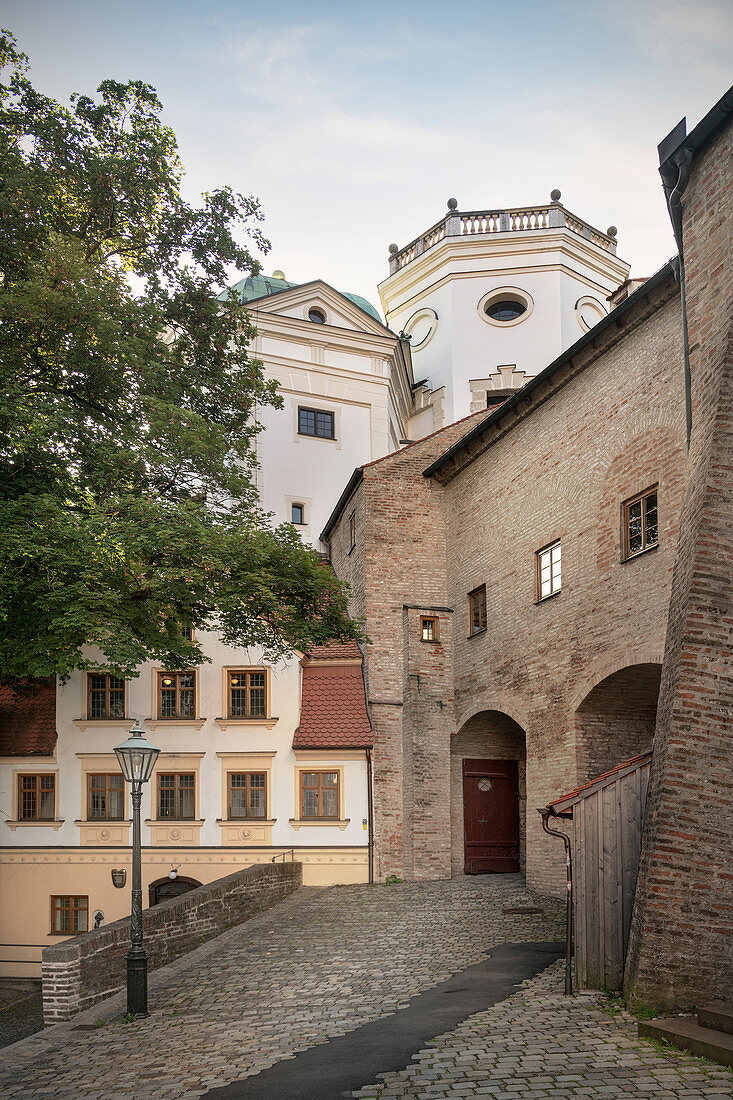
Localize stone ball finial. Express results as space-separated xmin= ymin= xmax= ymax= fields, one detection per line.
xmin=271 ymin=269 xmax=286 ymax=280
xmin=388 ymin=243 xmax=399 ymax=254
xmin=447 ymin=197 xmax=458 ymax=210
xmin=550 ymin=188 xmax=562 ymax=202
xmin=607 ymin=225 xmax=618 ymax=238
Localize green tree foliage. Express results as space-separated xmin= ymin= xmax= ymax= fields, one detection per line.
xmin=0 ymin=32 xmax=360 ymax=678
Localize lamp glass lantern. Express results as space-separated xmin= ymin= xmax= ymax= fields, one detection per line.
xmin=115 ymin=719 xmax=160 ymax=785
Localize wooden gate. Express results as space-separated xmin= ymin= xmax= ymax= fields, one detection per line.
xmin=462 ymin=758 xmax=520 ymax=873
xmin=546 ymin=750 xmax=651 ymax=990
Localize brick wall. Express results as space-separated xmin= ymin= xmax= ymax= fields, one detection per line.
xmin=624 ymin=113 xmax=733 ymax=1010
xmin=42 ymin=862 xmax=302 ymax=1022
xmin=330 ymin=276 xmax=688 ymax=898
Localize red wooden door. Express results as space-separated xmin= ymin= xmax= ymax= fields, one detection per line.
xmin=463 ymin=758 xmax=520 ymax=873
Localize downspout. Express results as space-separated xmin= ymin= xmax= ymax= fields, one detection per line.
xmin=366 ymin=747 xmax=374 ymax=884
xmin=661 ymin=147 xmax=693 ymax=447
xmin=540 ymin=807 xmax=573 ymax=995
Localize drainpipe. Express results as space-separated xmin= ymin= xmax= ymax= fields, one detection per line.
xmin=660 ymin=147 xmax=693 ymax=447
xmin=539 ymin=807 xmax=573 ymax=996
xmin=366 ymin=747 xmax=374 ymax=884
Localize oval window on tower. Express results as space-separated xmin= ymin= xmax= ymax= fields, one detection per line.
xmin=479 ymin=287 xmax=534 ymax=327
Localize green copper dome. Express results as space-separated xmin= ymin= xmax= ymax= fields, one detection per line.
xmin=217 ymin=275 xmax=382 ymax=324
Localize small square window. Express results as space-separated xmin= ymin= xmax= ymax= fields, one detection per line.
xmin=537 ymin=541 xmax=562 ymax=600
xmin=300 ymin=771 xmax=339 ymax=819
xmin=228 ymin=772 xmax=267 ymax=819
xmin=87 ymin=673 xmax=125 ymax=719
xmin=158 ymin=672 xmax=196 ymax=719
xmin=623 ymin=488 xmax=659 ymax=559
xmin=158 ymin=773 xmax=195 ymax=820
xmin=468 ymin=586 xmax=487 ymax=636
xmin=291 ymin=503 xmax=305 ymax=525
xmin=87 ymin=773 xmax=125 ymax=820
xmin=298 ymin=406 xmax=335 ymax=439
xmin=51 ymin=895 xmax=88 ymax=934
xmin=18 ymin=774 xmax=55 ymax=820
xmin=421 ymin=616 xmax=439 ymax=643
xmin=228 ymin=670 xmax=268 ymax=718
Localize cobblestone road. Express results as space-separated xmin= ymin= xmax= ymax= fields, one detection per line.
xmin=0 ymin=878 xmax=729 ymax=1099
xmin=353 ymin=962 xmax=733 ymax=1100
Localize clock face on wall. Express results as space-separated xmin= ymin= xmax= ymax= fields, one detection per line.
xmin=403 ymin=307 xmax=438 ymax=350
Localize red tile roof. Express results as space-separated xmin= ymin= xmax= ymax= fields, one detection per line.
xmin=304 ymin=639 xmax=363 ymax=660
xmin=0 ymin=678 xmax=57 ymax=756
xmin=294 ymin=658 xmax=372 ymax=750
xmin=547 ymin=749 xmax=652 ymax=813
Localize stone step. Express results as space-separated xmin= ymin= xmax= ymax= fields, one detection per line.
xmin=639 ymin=1016 xmax=733 ymax=1068
xmin=699 ymin=1003 xmax=733 ymax=1036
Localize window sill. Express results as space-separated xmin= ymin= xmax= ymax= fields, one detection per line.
xmin=5 ymin=820 xmax=65 ymax=831
xmin=75 ymin=819 xmax=131 ymax=826
xmin=622 ymin=543 xmax=659 ymax=564
xmin=216 ymin=818 xmax=276 ymax=826
xmin=421 ymin=639 xmax=441 ymax=645
xmin=297 ymin=432 xmax=337 ymax=443
xmin=147 ymin=719 xmax=206 ymax=731
xmin=215 ymin=718 xmax=279 ymax=731
xmin=289 ymin=818 xmax=350 ymax=831
xmin=535 ymin=589 xmax=562 ymax=605
xmin=48 ymin=931 xmax=86 ymax=937
xmin=467 ymin=628 xmax=487 ymax=640
xmin=145 ymin=819 xmax=204 ymax=826
xmin=74 ymin=719 xmax=131 ymax=731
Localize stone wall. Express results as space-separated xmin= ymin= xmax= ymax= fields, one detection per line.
xmin=330 ymin=274 xmax=688 ymax=898
xmin=624 ymin=110 xmax=733 ymax=1010
xmin=42 ymin=861 xmax=302 ymax=1023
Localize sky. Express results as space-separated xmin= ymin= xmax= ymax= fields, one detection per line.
xmin=3 ymin=0 xmax=732 ymax=313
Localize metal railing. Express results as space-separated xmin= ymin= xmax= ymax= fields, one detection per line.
xmin=271 ymin=849 xmax=295 ymax=863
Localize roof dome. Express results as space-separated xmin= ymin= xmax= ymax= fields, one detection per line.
xmin=216 ymin=275 xmax=382 ymax=323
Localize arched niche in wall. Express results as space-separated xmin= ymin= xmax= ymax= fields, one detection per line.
xmin=402 ymin=307 xmax=438 ymax=351
xmin=575 ymin=295 xmax=608 ymax=332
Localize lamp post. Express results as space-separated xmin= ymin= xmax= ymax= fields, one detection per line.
xmin=115 ymin=719 xmax=159 ymax=1017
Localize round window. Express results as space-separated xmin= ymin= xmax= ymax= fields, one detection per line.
xmin=478 ymin=287 xmax=534 ymax=328
xmin=485 ymin=299 xmax=526 ymax=322
xmin=308 ymin=307 xmax=326 ymax=324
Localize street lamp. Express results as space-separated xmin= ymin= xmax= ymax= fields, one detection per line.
xmin=115 ymin=718 xmax=159 ymax=1017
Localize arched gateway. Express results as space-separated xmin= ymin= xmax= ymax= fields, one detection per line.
xmin=450 ymin=710 xmax=526 ymax=876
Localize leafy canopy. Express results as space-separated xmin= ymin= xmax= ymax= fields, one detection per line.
xmin=0 ymin=32 xmax=360 ymax=678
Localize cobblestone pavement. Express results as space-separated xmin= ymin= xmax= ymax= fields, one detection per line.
xmin=353 ymin=962 xmax=733 ymax=1100
xmin=0 ymin=878 xmax=729 ymax=1099
xmin=0 ymin=982 xmax=44 ymax=1049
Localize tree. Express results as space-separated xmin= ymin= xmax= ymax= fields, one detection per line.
xmin=0 ymin=32 xmax=360 ymax=679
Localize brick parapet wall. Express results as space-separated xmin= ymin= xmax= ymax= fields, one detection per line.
xmin=624 ymin=114 xmax=733 ymax=1010
xmin=42 ymin=862 xmax=302 ymax=1023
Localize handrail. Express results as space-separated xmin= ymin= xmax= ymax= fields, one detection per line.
xmin=271 ymin=849 xmax=295 ymax=863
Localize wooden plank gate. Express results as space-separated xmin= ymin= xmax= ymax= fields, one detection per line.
xmin=545 ymin=750 xmax=652 ymax=990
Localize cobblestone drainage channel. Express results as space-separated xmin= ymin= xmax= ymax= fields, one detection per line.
xmin=204 ymin=940 xmax=564 ymax=1100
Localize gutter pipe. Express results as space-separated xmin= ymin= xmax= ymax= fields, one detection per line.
xmin=366 ymin=747 xmax=374 ymax=884
xmin=539 ymin=807 xmax=573 ymax=995
xmin=660 ymin=147 xmax=693 ymax=447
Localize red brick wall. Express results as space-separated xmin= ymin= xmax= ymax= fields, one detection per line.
xmin=624 ymin=115 xmax=733 ymax=1010
xmin=330 ymin=276 xmax=688 ymax=896
xmin=443 ymin=286 xmax=686 ymax=895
